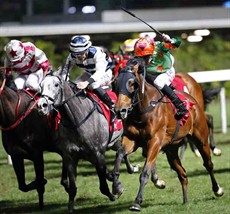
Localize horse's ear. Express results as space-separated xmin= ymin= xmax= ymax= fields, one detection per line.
xmin=46 ymin=66 xmax=54 ymax=76
xmin=56 ymin=66 xmax=63 ymax=76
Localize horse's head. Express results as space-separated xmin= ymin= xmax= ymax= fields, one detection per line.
xmin=115 ymin=69 xmax=138 ymax=119
xmin=38 ymin=72 xmax=63 ymax=115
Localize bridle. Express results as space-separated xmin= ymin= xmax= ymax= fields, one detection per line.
xmin=40 ymin=75 xmax=96 ymax=129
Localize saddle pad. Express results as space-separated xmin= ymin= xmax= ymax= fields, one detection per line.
xmin=170 ymin=76 xmax=195 ymax=125
xmin=87 ymin=90 xmax=123 ymax=132
xmin=172 ymin=75 xmax=187 ymax=92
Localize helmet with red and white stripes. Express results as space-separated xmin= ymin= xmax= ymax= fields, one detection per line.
xmin=5 ymin=40 xmax=25 ymax=62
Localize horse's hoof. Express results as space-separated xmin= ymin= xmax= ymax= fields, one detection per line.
xmin=133 ymin=164 xmax=141 ymax=173
xmin=109 ymin=194 xmax=118 ymax=201
xmin=214 ymin=186 xmax=224 ymax=197
xmin=194 ymin=149 xmax=201 ymax=157
xmin=112 ymin=182 xmax=124 ymax=196
xmin=113 ymin=187 xmax=124 ymax=199
xmin=68 ymin=201 xmax=74 ymax=213
xmin=213 ymin=148 xmax=222 ymax=156
xmin=129 ymin=203 xmax=141 ymax=212
xmin=154 ymin=179 xmax=166 ymax=189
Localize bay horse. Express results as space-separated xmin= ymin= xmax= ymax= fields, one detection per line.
xmin=0 ymin=69 xmax=66 ymax=209
xmin=111 ymin=68 xmax=224 ymax=211
xmin=37 ymin=69 xmax=123 ymax=212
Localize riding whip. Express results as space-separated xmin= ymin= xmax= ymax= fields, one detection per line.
xmin=121 ymin=7 xmax=173 ymax=43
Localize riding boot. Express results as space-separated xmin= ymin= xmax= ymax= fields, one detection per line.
xmin=93 ymin=87 xmax=117 ymax=123
xmin=161 ymin=85 xmax=188 ymax=120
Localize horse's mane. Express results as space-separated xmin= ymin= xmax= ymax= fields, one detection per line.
xmin=0 ymin=69 xmax=17 ymax=91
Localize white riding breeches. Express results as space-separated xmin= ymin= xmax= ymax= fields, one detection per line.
xmin=153 ymin=67 xmax=175 ymax=89
xmin=14 ymin=69 xmax=44 ymax=92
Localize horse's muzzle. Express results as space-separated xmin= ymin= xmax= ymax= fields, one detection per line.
xmin=116 ymin=106 xmax=132 ymax=119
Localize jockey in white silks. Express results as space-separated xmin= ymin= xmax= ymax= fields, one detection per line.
xmin=4 ymin=40 xmax=50 ymax=93
xmin=63 ymin=35 xmax=116 ymax=122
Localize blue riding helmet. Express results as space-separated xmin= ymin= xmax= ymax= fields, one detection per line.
xmin=69 ymin=36 xmax=92 ymax=55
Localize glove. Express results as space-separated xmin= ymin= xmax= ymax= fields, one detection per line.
xmin=162 ymin=34 xmax=171 ymax=42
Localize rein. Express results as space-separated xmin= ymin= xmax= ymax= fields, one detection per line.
xmin=0 ymin=97 xmax=39 ymax=131
xmin=48 ymin=78 xmax=97 ymax=129
xmin=0 ymin=78 xmax=6 ymax=95
xmin=0 ymin=68 xmax=39 ymax=131
xmin=140 ymin=97 xmax=164 ymax=114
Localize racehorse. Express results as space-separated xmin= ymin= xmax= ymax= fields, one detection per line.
xmin=37 ymin=69 xmax=123 ymax=212
xmin=111 ymin=67 xmax=224 ymax=211
xmin=0 ymin=68 xmax=65 ymax=209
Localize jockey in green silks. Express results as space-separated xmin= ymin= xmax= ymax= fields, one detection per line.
xmin=134 ymin=34 xmax=188 ymax=120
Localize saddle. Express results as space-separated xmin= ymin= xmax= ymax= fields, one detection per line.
xmin=171 ymin=76 xmax=195 ymax=125
xmin=87 ymin=90 xmax=123 ymax=132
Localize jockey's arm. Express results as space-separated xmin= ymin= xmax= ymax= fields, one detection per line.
xmin=89 ymin=50 xmax=108 ymax=83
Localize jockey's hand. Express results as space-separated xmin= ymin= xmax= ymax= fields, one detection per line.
xmin=76 ymin=81 xmax=89 ymax=89
xmin=162 ymin=34 xmax=171 ymax=42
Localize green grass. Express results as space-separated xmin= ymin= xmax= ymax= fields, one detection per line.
xmin=0 ymin=100 xmax=229 ymax=214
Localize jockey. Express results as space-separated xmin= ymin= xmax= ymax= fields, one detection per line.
xmin=133 ymin=34 xmax=188 ymax=120
xmin=4 ymin=39 xmax=50 ymax=93
xmin=63 ymin=35 xmax=116 ymax=122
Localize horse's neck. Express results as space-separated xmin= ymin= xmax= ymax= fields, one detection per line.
xmin=0 ymin=87 xmax=26 ymax=126
xmin=137 ymin=79 xmax=161 ymax=109
xmin=62 ymin=82 xmax=93 ymax=125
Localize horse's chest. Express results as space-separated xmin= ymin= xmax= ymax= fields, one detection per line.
xmin=125 ymin=124 xmax=150 ymax=141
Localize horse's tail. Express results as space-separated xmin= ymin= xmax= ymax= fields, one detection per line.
xmin=202 ymin=87 xmax=221 ymax=109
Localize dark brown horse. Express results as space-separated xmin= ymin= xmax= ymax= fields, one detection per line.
xmin=0 ymin=69 xmax=67 ymax=209
xmin=111 ymin=68 xmax=224 ymax=211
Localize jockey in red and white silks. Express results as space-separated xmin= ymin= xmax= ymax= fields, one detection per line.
xmin=4 ymin=40 xmax=50 ymax=92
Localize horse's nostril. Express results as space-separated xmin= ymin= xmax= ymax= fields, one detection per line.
xmin=120 ymin=108 xmax=127 ymax=113
xmin=42 ymin=103 xmax=48 ymax=108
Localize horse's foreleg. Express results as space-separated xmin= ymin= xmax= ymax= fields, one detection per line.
xmin=64 ymin=156 xmax=78 ymax=212
xmin=151 ymin=164 xmax=166 ymax=189
xmin=95 ymin=154 xmax=116 ymax=201
xmin=32 ymin=153 xmax=46 ymax=209
xmin=124 ymin=154 xmax=141 ymax=174
xmin=111 ymin=147 xmax=127 ymax=197
xmin=165 ymin=146 xmax=188 ymax=204
xmin=130 ymin=140 xmax=160 ymax=212
xmin=60 ymin=160 xmax=69 ymax=193
xmin=11 ymin=156 xmax=28 ymax=191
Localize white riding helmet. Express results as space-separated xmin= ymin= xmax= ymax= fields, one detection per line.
xmin=5 ymin=40 xmax=25 ymax=62
xmin=69 ymin=36 xmax=92 ymax=55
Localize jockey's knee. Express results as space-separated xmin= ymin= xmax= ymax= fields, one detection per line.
xmin=14 ymin=78 xmax=26 ymax=89
xmin=26 ymin=77 xmax=41 ymax=92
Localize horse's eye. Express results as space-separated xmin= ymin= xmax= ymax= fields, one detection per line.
xmin=55 ymin=83 xmax=59 ymax=87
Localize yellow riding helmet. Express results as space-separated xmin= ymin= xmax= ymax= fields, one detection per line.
xmin=123 ymin=39 xmax=138 ymax=53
